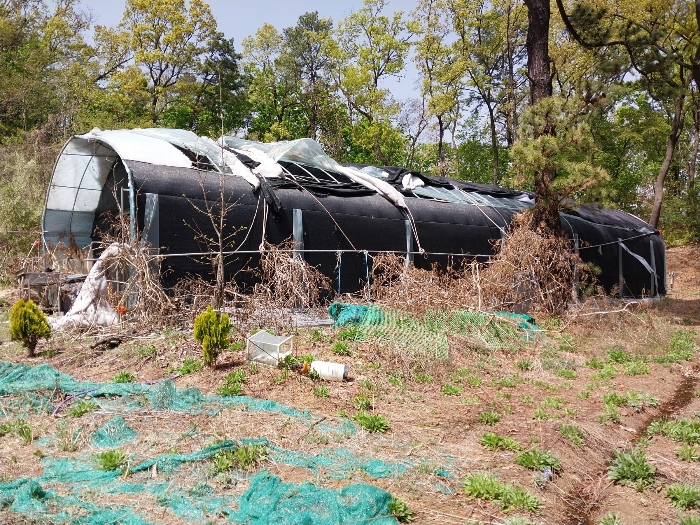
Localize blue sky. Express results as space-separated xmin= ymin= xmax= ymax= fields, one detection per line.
xmin=80 ymin=0 xmax=420 ymax=100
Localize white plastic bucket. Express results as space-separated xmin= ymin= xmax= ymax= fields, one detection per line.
xmin=311 ymin=360 xmax=348 ymax=381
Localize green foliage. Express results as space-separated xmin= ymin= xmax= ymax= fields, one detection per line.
xmin=532 ymin=407 xmax=551 ymax=421
xmin=193 ymin=306 xmax=232 ymax=367
xmin=413 ymin=372 xmax=433 ymax=384
xmin=466 ymin=375 xmax=483 ymax=388
xmin=514 ymin=448 xmax=561 ymax=471
xmin=608 ymin=449 xmax=655 ymax=491
xmin=555 ymin=369 xmax=577 ymax=379
xmin=516 ymin=360 xmax=533 ymax=371
xmin=463 ymin=473 xmax=540 ymax=512
xmin=354 ymin=411 xmax=389 ymax=433
xmin=136 ymin=346 xmax=156 ymax=358
xmin=654 ymin=330 xmax=698 ymax=364
xmin=331 ymin=341 xmax=350 ymax=356
xmin=606 ymin=347 xmax=633 ymax=364
xmin=56 ymin=421 xmax=81 ymax=452
xmin=211 ymin=444 xmax=267 ymax=473
xmin=111 ymin=371 xmax=136 ymax=383
xmin=313 ymin=385 xmax=329 ymax=398
xmin=478 ymin=411 xmax=501 ymax=426
xmin=177 ymin=358 xmax=203 ymax=375
xmin=353 ymin=393 xmax=373 ymax=411
xmin=217 ymin=369 xmax=247 ymax=396
xmin=558 ymin=423 xmax=584 ymax=446
xmin=585 ymin=358 xmax=605 ymax=369
xmin=388 ymin=497 xmax=414 ymax=523
xmin=675 ymin=444 xmax=700 ymax=462
xmin=337 ymin=326 xmax=363 ymax=341
xmin=68 ymin=399 xmax=98 ymax=418
xmin=479 ymin=432 xmax=521 ymax=452
xmin=666 ymin=484 xmax=700 ymax=510
xmin=0 ymin=419 xmax=33 ymax=444
xmin=680 ymin=515 xmax=700 ymax=525
xmin=592 ymin=365 xmax=617 ymax=380
xmin=441 ymin=384 xmax=462 ymax=396
xmin=9 ymin=299 xmax=51 ymax=355
xmin=95 ymin=449 xmax=128 ymax=471
xmin=541 ymin=397 xmax=566 ymax=410
xmin=623 ymin=361 xmax=649 ymax=376
xmin=598 ymin=513 xmax=621 ymax=525
xmin=648 ymin=419 xmax=700 ymax=444
xmin=388 ymin=370 xmax=404 ymax=387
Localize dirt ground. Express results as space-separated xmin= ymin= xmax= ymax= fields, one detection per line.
xmin=1 ymin=245 xmax=699 ymax=525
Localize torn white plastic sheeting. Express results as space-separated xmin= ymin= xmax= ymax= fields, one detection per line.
xmin=336 ymin=166 xmax=408 ymax=209
xmin=50 ymin=243 xmax=122 ymax=329
xmin=402 ymin=173 xmax=425 ymax=190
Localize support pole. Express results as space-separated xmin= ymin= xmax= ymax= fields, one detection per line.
xmin=618 ymin=238 xmax=624 ymax=298
xmin=649 ymin=239 xmax=657 ymax=297
xmin=572 ymin=233 xmax=579 ymax=302
xmin=293 ymin=209 xmax=304 ymax=260
xmin=405 ymin=220 xmax=414 ymax=268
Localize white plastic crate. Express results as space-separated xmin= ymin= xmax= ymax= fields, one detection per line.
xmin=246 ymin=330 xmax=293 ymax=366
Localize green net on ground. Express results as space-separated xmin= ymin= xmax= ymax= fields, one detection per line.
xmin=0 ymin=363 xmax=407 ymax=524
xmin=328 ymin=303 xmax=539 ymax=358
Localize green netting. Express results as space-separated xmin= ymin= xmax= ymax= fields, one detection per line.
xmin=229 ymin=470 xmax=396 ymax=525
xmin=0 ymin=363 xmax=408 ymax=524
xmin=90 ymin=416 xmax=137 ymax=448
xmin=328 ymin=302 xmax=539 ymax=358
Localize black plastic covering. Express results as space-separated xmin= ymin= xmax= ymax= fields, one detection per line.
xmin=92 ymin=160 xmax=666 ymax=298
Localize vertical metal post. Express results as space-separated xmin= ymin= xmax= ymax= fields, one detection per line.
xmin=293 ymin=209 xmax=304 ymax=260
xmin=500 ymin=227 xmax=506 ymax=249
xmin=405 ymin=220 xmax=414 ymax=268
xmin=572 ymin=233 xmax=579 ymax=301
xmin=661 ymin=240 xmax=667 ymax=293
xmin=618 ymin=238 xmax=624 ymax=298
xmin=649 ymin=238 xmax=657 ymax=297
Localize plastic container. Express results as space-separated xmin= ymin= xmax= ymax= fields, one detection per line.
xmin=310 ymin=360 xmax=348 ymax=381
xmin=246 ymin=330 xmax=293 ymax=366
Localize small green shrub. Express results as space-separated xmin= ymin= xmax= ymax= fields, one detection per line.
xmin=466 ymin=375 xmax=483 ymax=388
xmin=514 ymin=448 xmax=561 ymax=470
xmin=56 ymin=421 xmax=81 ymax=452
xmin=136 ymin=346 xmax=156 ymax=358
xmin=313 ymin=385 xmax=329 ymax=398
xmin=194 ymin=306 xmax=232 ymax=367
xmin=111 ymin=371 xmax=136 ymax=383
xmin=608 ymin=448 xmax=655 ymax=491
xmin=413 ymin=372 xmax=433 ymax=384
xmin=177 ymin=358 xmax=203 ymax=375
xmin=655 ymin=330 xmax=698 ymax=363
xmin=599 ymin=513 xmax=621 ymax=525
xmin=353 ymin=393 xmax=373 ymax=410
xmin=331 ymin=341 xmax=351 ymax=356
xmin=95 ymin=449 xmax=128 ymax=471
xmin=623 ymin=361 xmax=649 ymax=376
xmin=388 ymin=496 xmax=414 ymax=522
xmin=680 ymin=515 xmax=700 ymax=525
xmin=354 ymin=411 xmax=389 ymax=433
xmin=68 ymin=399 xmax=98 ymax=418
xmin=479 ymin=432 xmax=521 ymax=451
xmin=541 ymin=396 xmax=566 ymax=410
xmin=9 ymin=299 xmax=51 ymax=356
xmin=441 ymin=384 xmax=462 ymax=396
xmin=388 ymin=370 xmax=404 ymax=387
xmin=515 ymin=360 xmax=533 ymax=371
xmin=229 ymin=340 xmax=245 ymax=351
xmin=592 ymin=365 xmax=617 ymax=380
xmin=559 ymin=423 xmax=584 ymax=446
xmin=651 ymin=419 xmax=700 ymax=444
xmin=463 ymin=473 xmax=540 ymax=512
xmin=492 ymin=375 xmax=522 ymax=388
xmin=532 ymin=407 xmax=551 ymax=420
xmin=555 ymin=369 xmax=577 ymax=379
xmin=585 ymin=358 xmax=605 ymax=369
xmin=338 ymin=326 xmax=362 ymax=341
xmin=675 ymin=444 xmax=700 ymax=462
xmin=211 ymin=444 xmax=267 ymax=473
xmin=478 ymin=411 xmax=500 ymax=426
xmin=0 ymin=419 xmax=33 ymax=444
xmin=666 ymin=484 xmax=700 ymax=510
xmin=606 ymin=347 xmax=633 ymax=364
xmin=217 ymin=370 xmax=247 ymax=396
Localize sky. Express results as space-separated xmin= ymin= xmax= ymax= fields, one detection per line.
xmin=79 ymin=0 xmax=420 ymax=101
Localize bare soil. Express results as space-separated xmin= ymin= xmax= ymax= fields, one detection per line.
xmin=1 ymin=245 xmax=699 ymax=525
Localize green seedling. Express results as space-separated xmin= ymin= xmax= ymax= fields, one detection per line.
xmin=313 ymin=385 xmax=329 ymax=398
xmin=441 ymin=384 xmax=462 ymax=396
xmin=413 ymin=372 xmax=433 ymax=384
xmin=479 ymin=432 xmax=521 ymax=451
xmin=388 ymin=497 xmax=414 ymax=523
xmin=95 ymin=449 xmax=128 ymax=471
xmin=467 ymin=375 xmax=483 ymax=388
xmin=111 ymin=371 xmax=135 ymax=383
xmin=559 ymin=423 xmax=584 ymax=446
xmin=532 ymin=407 xmax=551 ymax=420
xmin=0 ymin=419 xmax=34 ymax=444
xmin=136 ymin=346 xmax=156 ymax=358
xmin=516 ymin=360 xmax=533 ymax=371
xmin=353 ymin=393 xmax=373 ymax=410
xmin=354 ymin=411 xmax=389 ymax=433
xmin=514 ymin=448 xmax=561 ymax=470
xmin=331 ymin=341 xmax=351 ymax=356
xmin=666 ymin=484 xmax=700 ymax=510
xmin=608 ymin=448 xmax=655 ymax=491
xmin=478 ymin=411 xmax=500 ymax=426
xmin=177 ymin=358 xmax=202 ymax=375
xmin=68 ymin=399 xmax=98 ymax=418
xmin=463 ymin=473 xmax=540 ymax=512
xmin=675 ymin=444 xmax=700 ymax=462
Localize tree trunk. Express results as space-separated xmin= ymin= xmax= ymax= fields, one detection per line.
xmin=524 ymin=0 xmax=559 ymax=233
xmin=486 ymin=101 xmax=499 ymax=185
xmin=649 ymin=83 xmax=688 ymax=229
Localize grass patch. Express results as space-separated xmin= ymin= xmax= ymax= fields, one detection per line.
xmin=463 ymin=473 xmax=541 ymax=512
xmin=675 ymin=444 xmax=700 ymax=462
xmin=354 ymin=411 xmax=389 ymax=433
xmin=177 ymin=358 xmax=202 ymax=375
xmin=313 ymin=385 xmax=329 ymax=398
xmin=413 ymin=372 xmax=433 ymax=384
xmin=211 ymin=444 xmax=268 ymax=473
xmin=514 ymin=448 xmax=561 ymax=470
xmin=331 ymin=341 xmax=351 ymax=356
xmin=667 ymin=484 xmax=700 ymax=510
xmin=558 ymin=422 xmax=584 ymax=446
xmin=441 ymin=384 xmax=462 ymax=396
xmin=111 ymin=371 xmax=135 ymax=383
xmin=217 ymin=370 xmax=247 ymax=396
xmin=388 ymin=497 xmax=414 ymax=523
xmin=94 ymin=449 xmax=128 ymax=471
xmin=67 ymin=399 xmax=98 ymax=418
xmin=479 ymin=432 xmax=521 ymax=451
xmin=478 ymin=411 xmax=501 ymax=426
xmin=0 ymin=419 xmax=33 ymax=444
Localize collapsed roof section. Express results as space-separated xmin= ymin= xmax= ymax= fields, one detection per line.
xmin=42 ymin=128 xmax=664 ymax=298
